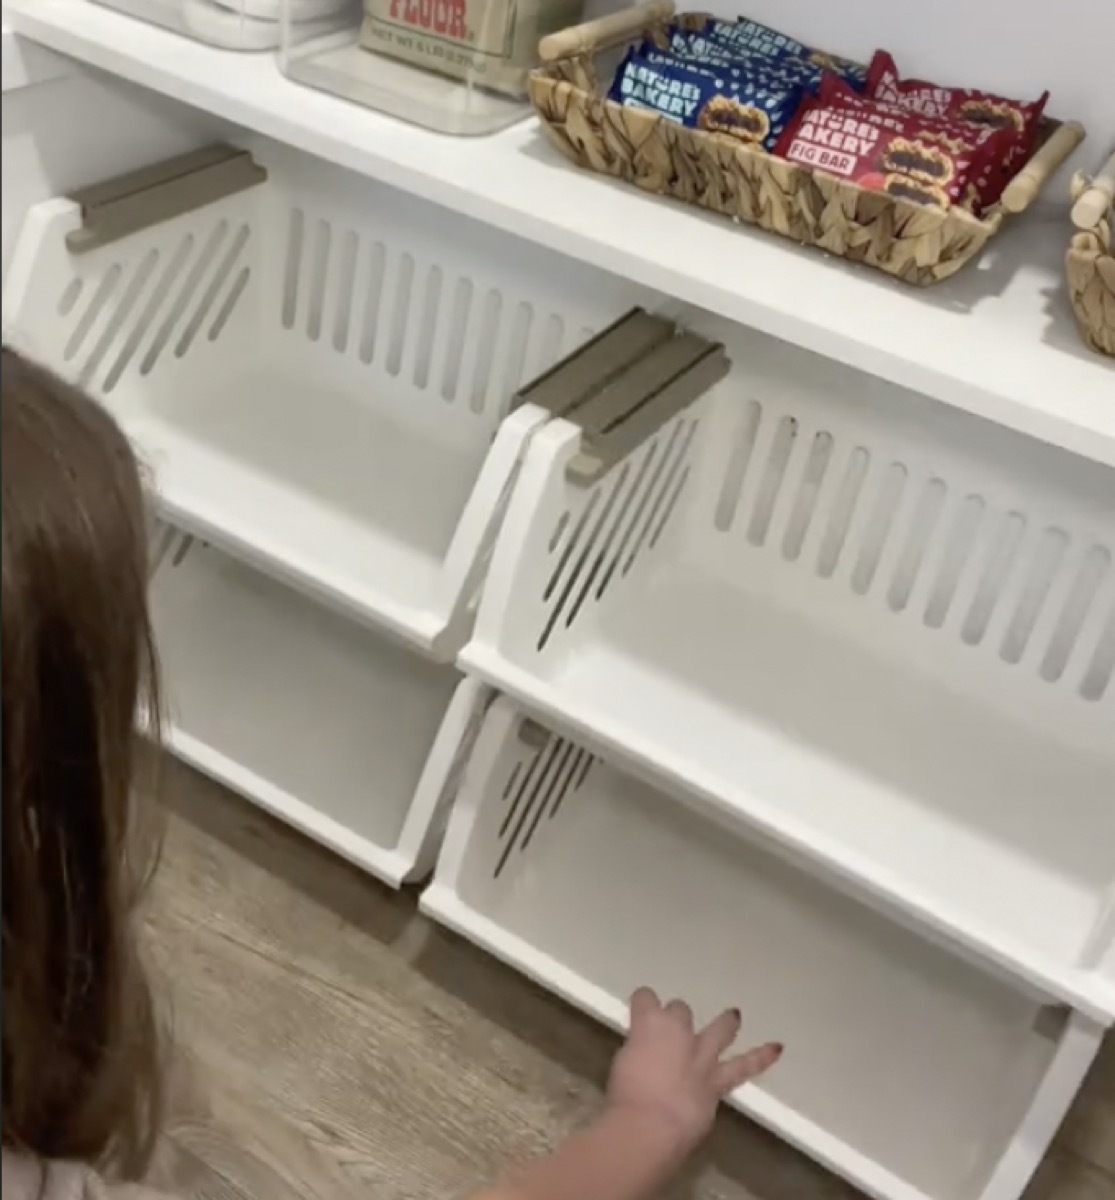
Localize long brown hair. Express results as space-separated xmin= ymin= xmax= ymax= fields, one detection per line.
xmin=2 ymin=346 xmax=165 ymax=1177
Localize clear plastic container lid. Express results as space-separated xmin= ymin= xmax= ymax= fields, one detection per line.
xmin=281 ymin=0 xmax=584 ymax=135
xmin=91 ymin=0 xmax=349 ymax=50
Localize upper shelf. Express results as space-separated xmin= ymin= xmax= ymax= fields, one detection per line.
xmin=6 ymin=0 xmax=1115 ymax=469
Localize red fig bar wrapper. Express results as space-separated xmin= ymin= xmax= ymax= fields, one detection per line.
xmin=776 ymin=79 xmax=1015 ymax=212
xmin=866 ymin=51 xmax=1048 ymax=139
xmin=814 ymin=75 xmax=1021 ymax=210
xmin=864 ymin=52 xmax=1048 ymax=204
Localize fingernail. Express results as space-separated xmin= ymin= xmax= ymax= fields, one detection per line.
xmin=771 ymin=1042 xmax=785 ymax=1057
xmin=730 ymin=1008 xmax=741 ymax=1020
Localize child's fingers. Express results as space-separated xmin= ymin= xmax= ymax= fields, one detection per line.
xmin=629 ymin=986 xmax=661 ymax=1023
xmin=696 ymin=1008 xmax=742 ymax=1066
xmin=664 ymin=998 xmax=694 ymax=1032
xmin=715 ymin=1042 xmax=783 ymax=1094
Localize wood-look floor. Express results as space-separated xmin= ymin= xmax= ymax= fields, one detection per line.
xmin=144 ymin=759 xmax=1115 ymax=1200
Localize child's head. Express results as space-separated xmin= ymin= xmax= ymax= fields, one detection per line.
xmin=2 ymin=347 xmax=164 ymax=1176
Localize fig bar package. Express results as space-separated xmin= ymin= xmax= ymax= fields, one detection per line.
xmin=651 ymin=14 xmax=868 ymax=91
xmin=865 ymin=51 xmax=1049 ymax=202
xmin=360 ymin=0 xmax=581 ymax=95
xmin=610 ymin=48 xmax=804 ymax=150
xmin=776 ymin=77 xmax=1015 ymax=212
xmin=622 ymin=46 xmax=801 ymax=97
xmin=822 ymin=75 xmax=1022 ymax=210
xmin=867 ymin=51 xmax=1047 ymax=139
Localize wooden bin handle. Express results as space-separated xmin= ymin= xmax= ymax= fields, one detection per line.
xmin=539 ymin=0 xmax=676 ymax=63
xmin=1000 ymin=121 xmax=1087 ymax=214
xmin=1071 ymin=148 xmax=1115 ymax=231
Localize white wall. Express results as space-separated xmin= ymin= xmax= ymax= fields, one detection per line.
xmin=649 ymin=1 xmax=1115 ymax=179
xmin=1 ymin=30 xmax=222 ymax=283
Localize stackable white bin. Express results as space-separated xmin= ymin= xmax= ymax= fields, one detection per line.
xmin=460 ymin=314 xmax=1115 ymax=1014
xmin=149 ymin=525 xmax=489 ymax=883
xmin=2 ymin=140 xmax=657 ymax=660
xmin=2 ymin=137 xmax=655 ymax=882
xmin=424 ymin=695 xmax=1108 ymax=1200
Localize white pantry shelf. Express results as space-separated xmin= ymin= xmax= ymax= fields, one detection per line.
xmin=6 ymin=0 xmax=1115 ymax=469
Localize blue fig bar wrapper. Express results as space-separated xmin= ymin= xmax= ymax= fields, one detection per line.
xmin=692 ymin=15 xmax=814 ymax=60
xmin=630 ymin=46 xmax=808 ymax=99
xmin=609 ymin=48 xmax=804 ymax=150
xmin=652 ymin=17 xmax=868 ymax=92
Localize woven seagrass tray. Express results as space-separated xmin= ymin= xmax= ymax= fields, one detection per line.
xmin=1066 ymin=148 xmax=1115 ymax=357
xmin=529 ymin=1 xmax=1087 ymax=286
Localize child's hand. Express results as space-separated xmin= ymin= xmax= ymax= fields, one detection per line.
xmin=605 ymin=988 xmax=782 ymax=1165
xmin=470 ymin=990 xmax=781 ymax=1200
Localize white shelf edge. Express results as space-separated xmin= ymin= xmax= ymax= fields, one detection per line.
xmin=7 ymin=0 xmax=1115 ymax=472
xmin=459 ymin=644 xmax=1115 ymax=1025
xmin=167 ymin=726 xmax=414 ymax=887
xmin=1 ymin=23 xmax=72 ymax=91
xmin=157 ymin=491 xmax=447 ymax=658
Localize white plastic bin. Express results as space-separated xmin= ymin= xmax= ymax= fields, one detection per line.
xmin=149 ymin=525 xmax=488 ymax=884
xmin=461 ymin=314 xmax=1115 ymax=1016
xmin=3 ymin=141 xmax=654 ymax=659
xmin=89 ymin=0 xmax=349 ymax=51
xmin=424 ymin=697 xmax=1106 ymax=1200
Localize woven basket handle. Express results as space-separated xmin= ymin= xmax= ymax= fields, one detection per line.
xmin=1071 ymin=148 xmax=1115 ymax=231
xmin=539 ymin=0 xmax=676 ymax=62
xmin=1000 ymin=121 xmax=1086 ymax=214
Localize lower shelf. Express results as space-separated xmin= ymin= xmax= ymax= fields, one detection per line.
xmin=151 ymin=530 xmax=476 ymax=884
xmin=424 ymin=697 xmax=1103 ymax=1200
